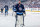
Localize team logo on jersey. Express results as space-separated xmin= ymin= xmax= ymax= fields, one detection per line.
xmin=19 ymin=7 xmax=22 ymax=11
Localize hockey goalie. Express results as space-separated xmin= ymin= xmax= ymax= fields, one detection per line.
xmin=13 ymin=0 xmax=26 ymax=27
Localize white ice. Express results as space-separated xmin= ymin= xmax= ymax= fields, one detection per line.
xmin=0 ymin=11 xmax=40 ymax=27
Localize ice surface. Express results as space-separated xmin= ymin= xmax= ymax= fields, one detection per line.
xmin=0 ymin=11 xmax=40 ymax=27
xmin=24 ymin=12 xmax=40 ymax=27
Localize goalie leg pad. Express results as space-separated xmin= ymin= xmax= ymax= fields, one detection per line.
xmin=15 ymin=15 xmax=24 ymax=27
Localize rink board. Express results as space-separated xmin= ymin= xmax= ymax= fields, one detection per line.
xmin=25 ymin=8 xmax=40 ymax=12
xmin=0 ymin=8 xmax=40 ymax=12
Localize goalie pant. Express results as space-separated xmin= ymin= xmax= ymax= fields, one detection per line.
xmin=15 ymin=15 xmax=24 ymax=27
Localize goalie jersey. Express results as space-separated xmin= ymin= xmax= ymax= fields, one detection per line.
xmin=13 ymin=4 xmax=25 ymax=15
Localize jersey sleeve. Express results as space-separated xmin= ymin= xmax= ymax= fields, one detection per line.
xmin=22 ymin=5 xmax=25 ymax=14
xmin=13 ymin=5 xmax=17 ymax=12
